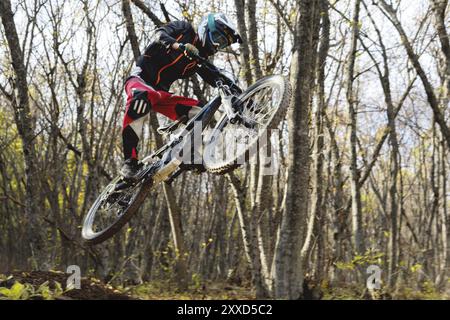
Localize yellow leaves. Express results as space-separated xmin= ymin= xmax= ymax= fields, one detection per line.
xmin=38 ymin=282 xmax=51 ymax=299
xmin=375 ymin=126 xmax=389 ymax=143
xmin=336 ymin=250 xmax=385 ymax=271
xmin=261 ymin=7 xmax=269 ymax=17
xmin=288 ymin=9 xmax=296 ymax=23
xmin=0 ymin=280 xmax=63 ymax=300
xmin=437 ymin=85 xmax=447 ymax=96
xmin=410 ymin=264 xmax=422 ymax=273
xmin=361 ymin=192 xmax=376 ymax=213
xmin=191 ymin=273 xmax=202 ymax=290
xmin=125 ymin=227 xmax=133 ymax=242
xmin=28 ymin=86 xmax=37 ymax=101
xmin=0 ymin=66 xmax=15 ymax=80
xmin=82 ymin=162 xmax=89 ymax=176
xmin=182 ymin=11 xmax=192 ymax=20
xmin=0 ymin=108 xmax=22 ymax=157
xmin=0 ymin=282 xmax=26 ymax=300
xmin=346 ymin=20 xmax=363 ymax=30
xmin=336 ymin=261 xmax=355 ymax=271
xmin=201 ymin=238 xmax=213 ymax=248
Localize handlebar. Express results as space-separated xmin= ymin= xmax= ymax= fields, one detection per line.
xmin=177 ymin=43 xmax=208 ymax=65
xmin=177 ymin=43 xmax=242 ymax=95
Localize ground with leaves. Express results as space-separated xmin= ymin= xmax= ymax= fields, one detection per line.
xmin=0 ymin=271 xmax=130 ymax=300
xmin=0 ymin=271 xmax=256 ymax=300
xmin=1 ymin=271 xmax=449 ymax=300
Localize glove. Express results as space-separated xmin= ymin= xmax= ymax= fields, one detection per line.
xmin=180 ymin=43 xmax=199 ymax=59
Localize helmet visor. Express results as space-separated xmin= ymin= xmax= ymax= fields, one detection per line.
xmin=209 ymin=30 xmax=230 ymax=50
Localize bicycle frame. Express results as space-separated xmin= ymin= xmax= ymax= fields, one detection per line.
xmin=135 ymin=50 xmax=242 ymax=184
xmin=139 ymin=83 xmax=238 ymax=184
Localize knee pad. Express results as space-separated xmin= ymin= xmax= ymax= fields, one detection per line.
xmin=127 ymin=90 xmax=151 ymax=120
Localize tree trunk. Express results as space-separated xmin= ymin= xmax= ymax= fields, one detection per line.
xmin=363 ymin=3 xmax=400 ymax=286
xmin=429 ymin=0 xmax=450 ymax=97
xmin=0 ymin=0 xmax=45 ymax=268
xmin=306 ymin=0 xmax=330 ymax=285
xmin=233 ymin=0 xmax=253 ymax=86
xmin=227 ymin=172 xmax=269 ymax=298
xmin=346 ymin=0 xmax=365 ymax=257
xmin=246 ymin=0 xmax=263 ymax=80
xmin=272 ymin=0 xmax=321 ymax=299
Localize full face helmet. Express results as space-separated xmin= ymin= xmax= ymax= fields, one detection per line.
xmin=197 ymin=13 xmax=242 ymax=55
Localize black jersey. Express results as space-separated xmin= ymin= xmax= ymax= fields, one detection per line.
xmin=130 ymin=20 xmax=228 ymax=92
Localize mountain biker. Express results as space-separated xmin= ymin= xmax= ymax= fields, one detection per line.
xmin=120 ymin=13 xmax=243 ymax=180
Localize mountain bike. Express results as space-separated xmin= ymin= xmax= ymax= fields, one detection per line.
xmin=81 ymin=54 xmax=291 ymax=244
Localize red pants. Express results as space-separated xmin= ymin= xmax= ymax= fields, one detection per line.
xmin=122 ymin=77 xmax=199 ymax=160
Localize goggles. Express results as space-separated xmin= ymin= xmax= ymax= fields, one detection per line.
xmin=208 ymin=30 xmax=230 ymax=49
xmin=207 ymin=14 xmax=231 ymax=50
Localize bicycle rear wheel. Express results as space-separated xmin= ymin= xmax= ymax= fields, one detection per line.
xmin=81 ymin=174 xmax=153 ymax=245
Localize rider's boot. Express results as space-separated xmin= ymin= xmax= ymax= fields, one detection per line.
xmin=120 ymin=158 xmax=143 ymax=181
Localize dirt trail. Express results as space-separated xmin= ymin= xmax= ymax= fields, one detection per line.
xmin=0 ymin=271 xmax=131 ymax=300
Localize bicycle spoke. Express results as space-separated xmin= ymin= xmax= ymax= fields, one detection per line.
xmin=239 ymin=86 xmax=277 ymax=129
xmin=204 ymin=76 xmax=287 ymax=172
xmin=91 ymin=180 xmax=141 ymax=233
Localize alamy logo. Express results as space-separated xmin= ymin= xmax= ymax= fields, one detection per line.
xmin=366 ymin=265 xmax=382 ymax=290
xmin=66 ymin=265 xmax=81 ymax=290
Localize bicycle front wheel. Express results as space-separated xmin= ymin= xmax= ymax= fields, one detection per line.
xmin=203 ymin=75 xmax=291 ymax=174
